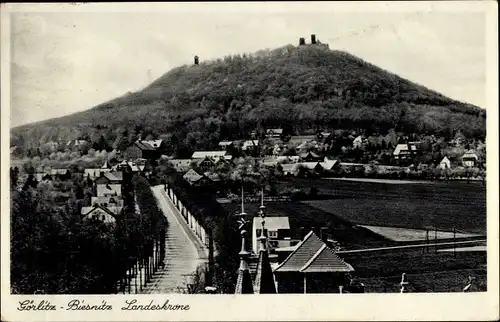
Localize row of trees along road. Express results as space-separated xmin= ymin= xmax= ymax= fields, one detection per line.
xmin=10 ymin=169 xmax=167 ymax=294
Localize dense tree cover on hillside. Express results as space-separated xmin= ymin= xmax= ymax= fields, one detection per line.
xmin=11 ymin=44 xmax=485 ymax=159
xmin=10 ymin=172 xmax=167 ymax=294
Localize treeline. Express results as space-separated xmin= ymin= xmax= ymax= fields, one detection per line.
xmin=10 ymin=173 xmax=167 ymax=294
xmin=130 ymin=175 xmax=168 ymax=289
xmin=11 ymin=186 xmax=126 ymax=293
xmin=12 ymin=44 xmax=485 ymax=159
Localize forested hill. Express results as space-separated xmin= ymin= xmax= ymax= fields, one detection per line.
xmin=11 ymin=43 xmax=486 ymax=156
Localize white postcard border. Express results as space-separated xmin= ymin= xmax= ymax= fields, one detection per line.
xmin=1 ymin=2 xmax=498 ymax=321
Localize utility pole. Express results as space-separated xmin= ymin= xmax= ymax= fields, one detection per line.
xmin=453 ymin=225 xmax=456 ymax=258
xmin=434 ymin=227 xmax=438 ymax=254
xmin=425 ymin=229 xmax=429 ymax=253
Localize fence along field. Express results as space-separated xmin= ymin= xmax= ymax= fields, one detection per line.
xmin=268 ymin=178 xmax=487 ymax=292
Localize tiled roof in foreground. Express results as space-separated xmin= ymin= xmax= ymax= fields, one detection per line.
xmin=274 ymin=231 xmax=353 ymax=273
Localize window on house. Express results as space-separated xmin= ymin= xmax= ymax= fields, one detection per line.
xmin=269 ymin=231 xmax=277 ymax=238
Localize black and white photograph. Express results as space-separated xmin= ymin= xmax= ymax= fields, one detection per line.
xmin=1 ymin=1 xmax=498 ymax=321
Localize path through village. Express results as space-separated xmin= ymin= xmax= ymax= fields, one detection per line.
xmin=140 ymin=185 xmax=207 ymax=293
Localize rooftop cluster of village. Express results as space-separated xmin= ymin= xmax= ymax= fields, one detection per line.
xmin=165 ymin=127 xmax=485 ymax=187
xmin=12 ymin=125 xmax=485 ymax=229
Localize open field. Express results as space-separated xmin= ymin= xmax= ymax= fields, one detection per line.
xmin=359 ymin=225 xmax=483 ymax=242
xmin=325 ymin=177 xmax=432 ymax=184
xmin=438 ymin=245 xmax=486 ymax=253
xmin=221 ymin=200 xmax=488 ymax=292
xmin=358 ymin=268 xmax=487 ymax=293
xmin=280 ymin=178 xmax=486 ymax=234
xmin=343 ymin=247 xmax=487 ymax=292
xmin=220 ymin=178 xmax=487 ymax=292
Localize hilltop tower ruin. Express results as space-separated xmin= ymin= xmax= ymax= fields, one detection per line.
xmin=194 ymin=55 xmax=199 ymax=65
xmin=299 ymin=37 xmax=305 ymax=46
xmin=311 ymin=34 xmax=316 ymax=44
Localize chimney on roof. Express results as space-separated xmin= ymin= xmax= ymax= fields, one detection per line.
xmin=194 ymin=55 xmax=199 ymax=65
xmin=299 ymin=37 xmax=305 ymax=46
xmin=311 ymin=34 xmax=316 ymax=44
xmin=320 ymin=227 xmax=327 ymax=241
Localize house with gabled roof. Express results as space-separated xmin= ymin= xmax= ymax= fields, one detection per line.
xmin=439 ymin=156 xmax=451 ymax=170
xmin=316 ymin=131 xmax=332 ymax=142
xmin=183 ymin=169 xmax=202 ymax=183
xmin=94 ymin=171 xmax=123 ymax=184
xmin=352 ymin=135 xmax=367 ymax=149
xmin=252 ymin=216 xmax=291 ymax=254
xmin=81 ymin=204 xmax=121 ymax=224
xmin=183 ymin=169 xmax=212 ymax=186
xmin=320 ymin=157 xmax=339 ymax=172
xmin=242 ymin=140 xmax=259 ymax=152
xmin=96 ymin=183 xmax=122 ymax=197
xmin=50 ymin=168 xmax=71 ymax=180
xmin=299 ymin=151 xmax=323 ymax=162
xmin=91 ymin=196 xmax=124 ymax=208
xmin=169 ymin=159 xmax=193 ymax=173
xmin=278 ymin=164 xmax=296 ymax=176
xmin=301 ymin=162 xmax=324 ymax=176
xmin=266 ymin=128 xmax=283 ymax=139
xmin=194 ymin=156 xmax=218 ymax=172
xmin=218 ymin=141 xmax=234 ymax=150
xmin=273 ymin=230 xmax=354 ymax=293
xmin=191 ymin=150 xmax=229 ymax=160
xmin=287 ymin=135 xmax=316 ymax=148
xmin=295 ymin=141 xmax=315 ymax=154
xmin=95 ymin=174 xmax=122 ymax=197
xmin=84 ymin=168 xmax=111 ymax=180
xmin=34 ymin=172 xmax=52 ymax=183
xmin=124 ymin=140 xmax=165 ymax=160
xmin=462 ymin=151 xmax=479 ymax=167
xmin=277 ymin=156 xmax=300 ymax=164
xmin=203 ymin=171 xmax=221 ymax=182
xmin=393 ymin=142 xmax=420 ymax=162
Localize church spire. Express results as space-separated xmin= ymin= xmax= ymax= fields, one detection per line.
xmin=258 ymin=187 xmax=267 ymax=251
xmin=235 ymin=185 xmax=254 ymax=294
xmin=260 ymin=186 xmax=266 ymax=212
xmin=254 ymin=186 xmax=277 ymax=294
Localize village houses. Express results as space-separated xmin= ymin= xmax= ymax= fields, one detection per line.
xmin=218 ymin=141 xmax=234 ymax=150
xmin=242 ymin=140 xmax=259 ymax=152
xmin=439 ymin=156 xmax=451 ymax=170
xmin=393 ymin=142 xmax=421 ymax=162
xmin=462 ymin=151 xmax=479 ymax=167
xmin=81 ymin=204 xmax=122 ymax=224
xmin=124 ymin=139 xmax=166 ymax=160
xmin=266 ymin=128 xmax=284 ymax=140
xmin=352 ymin=135 xmax=367 ymax=149
xmin=252 ymin=216 xmax=294 ymax=254
xmin=273 ymin=230 xmax=354 ymax=293
xmin=95 ymin=171 xmax=123 ymax=197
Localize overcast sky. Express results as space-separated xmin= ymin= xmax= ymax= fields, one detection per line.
xmin=8 ymin=3 xmax=488 ymax=127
